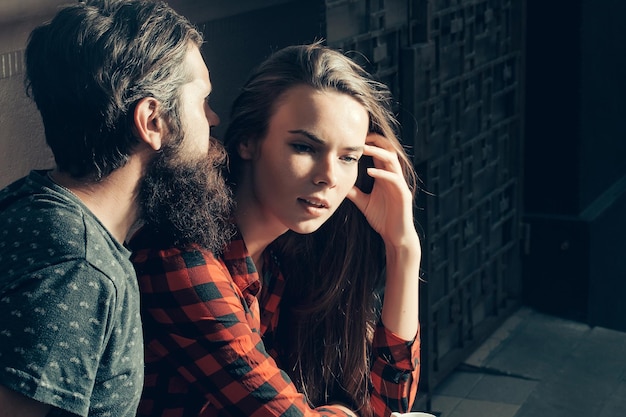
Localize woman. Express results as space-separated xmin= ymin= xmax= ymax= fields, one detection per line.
xmin=131 ymin=41 xmax=421 ymax=417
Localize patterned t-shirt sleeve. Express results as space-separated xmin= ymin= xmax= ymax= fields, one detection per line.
xmin=134 ymin=245 xmax=355 ymax=417
xmin=0 ymin=261 xmax=117 ymax=417
xmin=0 ymin=171 xmax=143 ymax=417
xmin=370 ymin=321 xmax=420 ymax=417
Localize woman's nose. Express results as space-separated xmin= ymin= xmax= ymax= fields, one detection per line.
xmin=313 ymin=157 xmax=337 ymax=187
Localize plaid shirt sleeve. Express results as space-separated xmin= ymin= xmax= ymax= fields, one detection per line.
xmin=370 ymin=321 xmax=421 ymax=417
xmin=131 ymin=238 xmax=355 ymax=417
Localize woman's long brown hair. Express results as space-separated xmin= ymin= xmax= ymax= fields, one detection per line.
xmin=224 ymin=41 xmax=417 ymax=417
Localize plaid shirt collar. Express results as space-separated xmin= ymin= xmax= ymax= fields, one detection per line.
xmin=221 ymin=229 xmax=262 ymax=303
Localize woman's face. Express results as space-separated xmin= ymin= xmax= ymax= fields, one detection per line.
xmin=240 ymin=84 xmax=369 ymax=235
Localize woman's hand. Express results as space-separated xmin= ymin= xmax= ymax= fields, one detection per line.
xmin=347 ymin=134 xmax=421 ymax=340
xmin=346 ymin=134 xmax=418 ymax=248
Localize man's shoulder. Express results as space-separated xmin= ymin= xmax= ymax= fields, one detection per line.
xmin=0 ymin=172 xmax=133 ymax=286
xmin=1 ymin=171 xmax=86 ymax=233
xmin=1 ymin=177 xmax=88 ymax=276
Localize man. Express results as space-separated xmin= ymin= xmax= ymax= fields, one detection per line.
xmin=0 ymin=1 xmax=232 ymax=416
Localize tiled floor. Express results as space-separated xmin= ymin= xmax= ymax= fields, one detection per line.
xmin=428 ymin=307 xmax=626 ymax=417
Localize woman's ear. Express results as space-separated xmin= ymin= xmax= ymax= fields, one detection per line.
xmin=132 ymin=97 xmax=166 ymax=151
xmin=238 ymin=137 xmax=258 ymax=160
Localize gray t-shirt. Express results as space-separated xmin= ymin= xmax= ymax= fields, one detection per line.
xmin=0 ymin=170 xmax=143 ymax=417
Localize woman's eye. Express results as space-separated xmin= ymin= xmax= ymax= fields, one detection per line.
xmin=341 ymin=155 xmax=360 ymax=163
xmin=291 ymin=143 xmax=314 ymax=153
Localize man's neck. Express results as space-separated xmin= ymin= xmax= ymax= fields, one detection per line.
xmin=49 ymin=164 xmax=142 ymax=244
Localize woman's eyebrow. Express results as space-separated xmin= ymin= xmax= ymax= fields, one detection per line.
xmin=288 ymin=129 xmax=364 ymax=152
xmin=289 ymin=129 xmax=324 ymax=144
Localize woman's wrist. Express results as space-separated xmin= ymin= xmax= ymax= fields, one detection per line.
xmin=383 ymin=229 xmax=421 ymax=255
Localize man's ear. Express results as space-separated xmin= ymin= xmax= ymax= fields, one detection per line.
xmin=238 ymin=137 xmax=259 ymax=160
xmin=133 ymin=97 xmax=166 ymax=151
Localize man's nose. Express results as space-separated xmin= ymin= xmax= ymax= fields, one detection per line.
xmin=208 ymin=107 xmax=220 ymax=127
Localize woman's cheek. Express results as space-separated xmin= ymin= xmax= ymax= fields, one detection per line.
xmin=349 ymin=165 xmax=360 ymax=186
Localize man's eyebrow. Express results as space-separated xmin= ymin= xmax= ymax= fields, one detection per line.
xmin=288 ymin=129 xmax=364 ymax=152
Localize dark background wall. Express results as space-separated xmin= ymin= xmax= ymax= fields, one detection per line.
xmin=523 ymin=0 xmax=626 ymax=331
xmin=194 ymin=1 xmax=325 ymax=139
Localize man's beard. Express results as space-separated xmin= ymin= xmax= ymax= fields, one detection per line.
xmin=139 ymin=138 xmax=235 ymax=253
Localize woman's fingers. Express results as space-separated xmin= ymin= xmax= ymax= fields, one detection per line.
xmin=365 ymin=133 xmax=395 ymax=151
xmin=361 ymin=144 xmax=408 ymax=194
xmin=363 ymin=144 xmax=401 ymax=173
xmin=354 ymin=134 xmax=418 ymax=246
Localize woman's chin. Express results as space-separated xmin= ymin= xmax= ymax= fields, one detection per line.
xmin=289 ymin=219 xmax=327 ymax=235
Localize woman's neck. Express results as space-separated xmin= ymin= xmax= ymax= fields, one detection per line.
xmin=234 ymin=188 xmax=287 ymax=270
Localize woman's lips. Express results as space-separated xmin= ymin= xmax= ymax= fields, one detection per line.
xmin=298 ymin=197 xmax=329 ymax=209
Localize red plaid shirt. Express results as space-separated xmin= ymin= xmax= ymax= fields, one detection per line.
xmin=130 ymin=228 xmax=420 ymax=417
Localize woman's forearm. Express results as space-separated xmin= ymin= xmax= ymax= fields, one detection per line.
xmin=380 ymin=233 xmax=421 ymax=341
